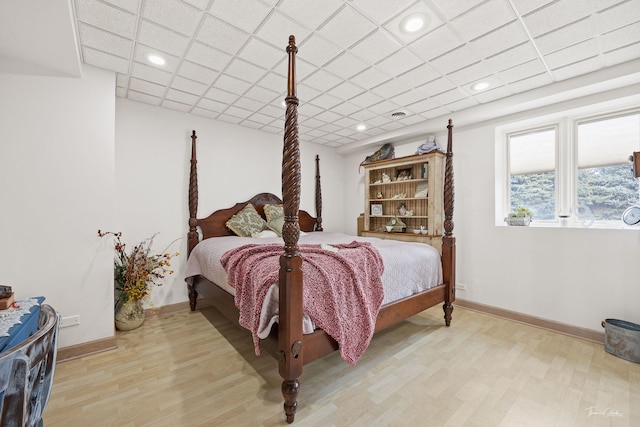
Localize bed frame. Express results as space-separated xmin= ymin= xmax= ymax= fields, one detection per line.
xmin=186 ymin=35 xmax=456 ymax=423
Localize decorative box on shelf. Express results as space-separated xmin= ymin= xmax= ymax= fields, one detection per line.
xmin=504 ymin=216 xmax=532 ymax=226
xmin=0 ymin=293 xmax=15 ymax=310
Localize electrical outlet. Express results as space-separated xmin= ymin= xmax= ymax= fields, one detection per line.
xmin=60 ymin=315 xmax=80 ymax=328
xmin=457 ymin=283 xmax=467 ymax=291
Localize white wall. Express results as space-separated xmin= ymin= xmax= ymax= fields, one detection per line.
xmin=115 ymin=99 xmax=345 ymax=308
xmin=343 ymin=91 xmax=640 ymax=334
xmin=0 ymin=65 xmax=115 ymax=348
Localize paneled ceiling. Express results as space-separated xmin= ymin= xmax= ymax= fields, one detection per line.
xmin=70 ymin=0 xmax=640 ymax=150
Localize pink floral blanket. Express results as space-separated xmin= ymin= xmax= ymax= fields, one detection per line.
xmin=220 ymin=241 xmax=384 ymax=365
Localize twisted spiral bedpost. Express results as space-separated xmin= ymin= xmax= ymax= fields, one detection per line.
xmin=278 ymin=35 xmax=303 ymax=424
xmin=442 ymin=119 xmax=456 ymax=326
xmin=315 ymin=155 xmax=323 ymax=232
xmin=187 ymin=130 xmax=199 ymax=311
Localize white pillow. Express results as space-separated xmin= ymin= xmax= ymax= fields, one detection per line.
xmin=251 ymin=230 xmax=279 ymax=238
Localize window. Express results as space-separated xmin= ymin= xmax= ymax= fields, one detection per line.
xmin=500 ymin=108 xmax=640 ymax=227
xmin=508 ymin=128 xmax=556 ymax=220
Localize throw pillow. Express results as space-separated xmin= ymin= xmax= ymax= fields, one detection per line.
xmin=226 ymin=204 xmax=267 ymax=237
xmin=264 ymin=204 xmax=284 ymax=222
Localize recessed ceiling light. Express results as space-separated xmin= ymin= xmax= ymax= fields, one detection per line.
xmin=147 ymin=54 xmax=166 ymax=66
xmin=472 ymin=81 xmax=491 ymax=91
xmin=356 ymin=124 xmax=367 ymax=132
xmin=400 ymin=13 xmax=429 ymax=34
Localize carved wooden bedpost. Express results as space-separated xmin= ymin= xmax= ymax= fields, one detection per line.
xmin=315 ymin=155 xmax=323 ymax=231
xmin=278 ymin=35 xmax=303 ymax=424
xmin=442 ymin=119 xmax=456 ymax=326
xmin=187 ymin=130 xmax=199 ymax=311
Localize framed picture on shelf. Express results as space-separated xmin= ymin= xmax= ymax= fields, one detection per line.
xmin=371 ymin=203 xmax=383 ymax=216
xmin=396 ymin=168 xmax=412 ymax=181
xmin=414 ymin=181 xmax=428 ymax=198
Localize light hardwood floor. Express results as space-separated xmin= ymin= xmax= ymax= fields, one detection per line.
xmin=44 ymin=306 xmax=639 ymax=427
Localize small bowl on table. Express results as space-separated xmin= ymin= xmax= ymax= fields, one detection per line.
xmin=412 ymin=229 xmax=421 ymax=234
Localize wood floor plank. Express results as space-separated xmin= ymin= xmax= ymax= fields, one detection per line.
xmin=43 ymin=306 xmax=639 ymax=426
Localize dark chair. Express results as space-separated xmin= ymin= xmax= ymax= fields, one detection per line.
xmin=0 ymin=305 xmax=60 ymax=427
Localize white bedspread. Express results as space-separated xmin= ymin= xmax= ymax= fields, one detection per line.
xmin=185 ymin=232 xmax=442 ymax=337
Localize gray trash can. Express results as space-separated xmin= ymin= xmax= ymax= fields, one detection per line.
xmin=602 ymin=319 xmax=640 ymax=363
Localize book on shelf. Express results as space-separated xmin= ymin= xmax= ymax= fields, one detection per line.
xmin=414 ymin=181 xmax=428 ymax=198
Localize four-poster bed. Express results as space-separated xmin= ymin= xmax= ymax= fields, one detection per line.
xmin=185 ymin=35 xmax=456 ymax=423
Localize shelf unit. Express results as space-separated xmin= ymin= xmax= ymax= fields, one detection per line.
xmin=359 ymin=152 xmax=445 ymax=251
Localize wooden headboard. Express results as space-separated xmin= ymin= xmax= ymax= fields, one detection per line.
xmin=187 ymin=132 xmax=323 ymax=255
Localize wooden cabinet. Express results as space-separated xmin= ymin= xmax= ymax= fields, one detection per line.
xmin=359 ymin=152 xmax=445 ymax=252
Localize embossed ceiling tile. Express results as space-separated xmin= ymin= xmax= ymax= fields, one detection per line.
xmin=331 ymin=102 xmax=362 ymax=117
xmin=142 ymin=0 xmax=203 ymax=36
xmin=451 ymin=0 xmax=517 ymax=41
xmin=244 ymin=85 xmax=279 ymax=103
xmin=78 ymin=23 xmax=132 ymax=59
xmin=181 ymin=0 xmax=209 ymax=10
xmin=75 ymin=0 xmax=137 ymax=38
xmin=277 ymin=0 xmax=343 ymax=30
xmin=128 ymin=90 xmax=162 ymax=106
xmin=376 ymin=49 xmax=424 ymax=77
xmin=349 ymin=0 xmax=414 ymax=25
xmin=213 ymin=73 xmax=252 ymax=95
xmin=217 ymin=114 xmax=243 ymax=124
xmin=117 ymin=85 xmax=127 ymax=97
xmin=509 ymin=0 xmax=554 ymax=15
xmin=467 ymin=21 xmax=530 ymax=59
xmin=301 ymin=69 xmax=343 ymax=92
xmin=595 ymin=0 xmax=640 ymax=34
xmin=417 ymin=77 xmax=456 ymax=97
xmin=544 ymin=39 xmax=600 ymax=70
xmin=224 ymin=105 xmax=254 ymax=119
xmin=406 ymin=97 xmax=443 ymax=114
xmin=315 ymin=110 xmax=344 ymax=123
xmin=165 ymin=88 xmax=199 ymax=105
xmin=507 ymin=73 xmax=554 ymax=94
xmin=333 ymin=116 xmax=359 ymax=129
xmin=129 ymin=77 xmax=166 ymax=97
xmin=602 ymin=42 xmax=640 ymax=67
xmin=349 ymin=91 xmax=385 ymax=108
xmin=298 ymin=34 xmax=344 ymax=66
xmin=395 ymin=64 xmax=441 ymax=89
xmin=196 ymin=98 xmax=226 ymax=113
xmin=552 ymin=56 xmax=603 ymax=81
xmin=309 ymin=93 xmax=342 ymax=109
xmin=224 ymin=58 xmax=268 ymax=83
xmin=371 ymin=79 xmax=411 ymax=100
xmin=599 ymin=22 xmax=640 ymax=52
xmin=323 ymin=52 xmax=369 ymax=79
xmin=349 ymin=67 xmax=391 ymax=90
xmin=185 ymin=42 xmax=233 ymax=71
xmin=130 ymin=61 xmax=173 ymax=86
xmin=204 ymin=86 xmax=239 ymax=104
xmin=350 ymin=30 xmax=402 ymax=65
xmin=162 ymin=99 xmax=192 ymax=112
xmin=137 ymin=20 xmax=190 ymax=57
xmin=431 ymin=0 xmax=485 ymax=20
xmin=367 ymin=99 xmax=402 ymax=116
xmin=523 ymin=0 xmax=592 ymax=38
xmin=297 ymin=83 xmax=323 ymax=104
xmin=446 ymin=61 xmax=493 ymax=86
xmin=421 ymin=105 xmax=451 ymax=119
xmin=429 ymin=45 xmax=479 ymax=75
xmin=177 ymin=61 xmax=218 ymax=85
xmin=171 ymin=75 xmax=208 ymax=95
xmin=330 ymin=81 xmax=366 ymax=100
xmin=298 ymin=103 xmax=324 ymax=119
xmin=535 ymin=17 xmax=594 ymax=55
xmin=237 ymin=37 xmax=284 ymax=70
xmin=390 ymin=88 xmax=429 ymax=107
xmin=196 ymin=15 xmax=250 ymax=55
xmin=445 ymin=96 xmax=479 ymax=112
xmin=349 ymin=108 xmax=377 ymax=122
xmin=484 ymin=42 xmax=539 ymax=73
xmin=429 ymin=88 xmax=467 ymax=105
xmin=82 ymin=47 xmax=129 ymax=74
xmin=101 ymin=0 xmax=140 ymax=14
xmin=241 ymin=119 xmax=265 ymax=129
xmin=497 ymin=59 xmax=547 ymax=83
xmin=247 ymin=112 xmax=276 ymax=125
xmin=191 ymin=107 xmax=218 ymax=118
xmin=472 ymin=85 xmax=515 ymax=103
xmin=255 ymin=11 xmax=313 ymax=49
xmin=318 ymin=4 xmax=376 ymax=48
xmin=409 ymin=25 xmax=464 ymax=62
xmin=209 ymin=0 xmax=272 ymax=33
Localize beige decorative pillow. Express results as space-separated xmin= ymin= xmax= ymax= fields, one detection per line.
xmin=226 ymin=204 xmax=267 ymax=237
xmin=266 ymin=216 xmax=285 ymax=236
xmin=264 ymin=204 xmax=284 ymax=222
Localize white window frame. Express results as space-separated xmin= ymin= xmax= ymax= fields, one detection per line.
xmin=496 ymin=105 xmax=640 ymax=229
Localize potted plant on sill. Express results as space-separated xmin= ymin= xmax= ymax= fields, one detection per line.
xmin=505 ymin=206 xmax=533 ymax=226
